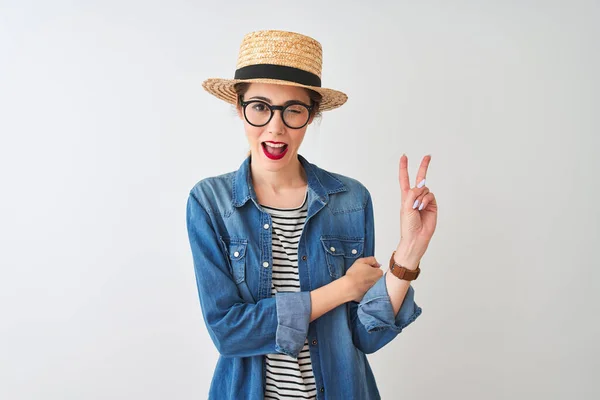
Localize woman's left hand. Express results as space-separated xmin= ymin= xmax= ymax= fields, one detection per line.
xmin=396 ymin=154 xmax=438 ymax=266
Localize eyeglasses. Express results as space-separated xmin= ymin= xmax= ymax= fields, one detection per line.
xmin=240 ymin=99 xmax=314 ymax=129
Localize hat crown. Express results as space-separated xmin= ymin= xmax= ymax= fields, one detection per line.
xmin=236 ymin=30 xmax=323 ymax=79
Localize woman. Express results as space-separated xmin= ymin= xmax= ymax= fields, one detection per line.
xmin=186 ymin=30 xmax=438 ymax=400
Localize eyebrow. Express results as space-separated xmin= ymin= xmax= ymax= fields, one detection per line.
xmin=248 ymin=96 xmax=310 ymax=106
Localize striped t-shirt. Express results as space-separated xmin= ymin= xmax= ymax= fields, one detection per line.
xmin=260 ymin=190 xmax=316 ymax=400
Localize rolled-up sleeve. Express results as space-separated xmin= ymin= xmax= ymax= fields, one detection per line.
xmin=275 ymin=291 xmax=312 ymax=357
xmin=186 ymin=191 xmax=311 ymax=359
xmin=357 ymin=273 xmax=422 ymax=333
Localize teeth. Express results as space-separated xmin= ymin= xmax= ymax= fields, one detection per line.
xmin=264 ymin=142 xmax=286 ymax=148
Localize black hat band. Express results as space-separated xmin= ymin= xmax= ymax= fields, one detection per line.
xmin=234 ymin=64 xmax=321 ymax=87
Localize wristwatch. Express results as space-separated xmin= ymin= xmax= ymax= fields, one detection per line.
xmin=388 ymin=251 xmax=421 ymax=281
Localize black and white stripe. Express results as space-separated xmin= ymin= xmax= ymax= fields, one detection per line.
xmin=261 ymin=192 xmax=316 ymax=400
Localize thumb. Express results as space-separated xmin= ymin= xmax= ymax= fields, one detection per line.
xmin=360 ymin=256 xmax=382 ymax=268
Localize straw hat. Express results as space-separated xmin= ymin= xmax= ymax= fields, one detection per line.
xmin=202 ymin=30 xmax=348 ymax=112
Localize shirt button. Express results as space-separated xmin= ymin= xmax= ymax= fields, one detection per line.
xmin=263 ymin=262 xmax=269 ymax=268
xmin=351 ymin=249 xmax=357 ymax=254
xmin=320 ymin=387 xmax=324 ymax=393
xmin=263 ymin=223 xmax=270 ymax=229
xmin=311 ymin=339 xmax=317 ymax=345
xmin=330 ymin=247 xmax=335 ymax=252
xmin=302 ymin=255 xmax=307 ymax=261
xmin=233 ymin=251 xmax=239 ymax=257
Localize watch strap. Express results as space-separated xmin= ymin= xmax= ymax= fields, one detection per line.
xmin=388 ymin=251 xmax=421 ymax=280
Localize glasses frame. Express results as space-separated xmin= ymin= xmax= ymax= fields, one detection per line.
xmin=240 ymin=99 xmax=314 ymax=129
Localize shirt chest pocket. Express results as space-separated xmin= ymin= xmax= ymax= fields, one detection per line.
xmin=219 ymin=237 xmax=247 ymax=284
xmin=320 ymin=236 xmax=365 ymax=279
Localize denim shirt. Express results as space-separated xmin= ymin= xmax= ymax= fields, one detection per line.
xmin=186 ymin=154 xmax=422 ymax=399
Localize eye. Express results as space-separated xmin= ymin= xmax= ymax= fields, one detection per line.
xmin=285 ymin=104 xmax=306 ymax=114
xmin=251 ymin=102 xmax=268 ymax=112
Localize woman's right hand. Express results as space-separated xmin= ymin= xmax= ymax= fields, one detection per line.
xmin=343 ymin=256 xmax=383 ymax=302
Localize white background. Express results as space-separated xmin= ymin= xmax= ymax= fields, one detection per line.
xmin=1 ymin=1 xmax=599 ymax=399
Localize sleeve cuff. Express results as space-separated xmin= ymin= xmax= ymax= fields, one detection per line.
xmin=357 ymin=272 xmax=422 ymax=333
xmin=274 ymin=291 xmax=311 ymax=358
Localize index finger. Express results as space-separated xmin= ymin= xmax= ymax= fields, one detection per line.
xmin=399 ymin=154 xmax=410 ymax=199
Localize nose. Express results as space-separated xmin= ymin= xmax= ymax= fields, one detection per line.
xmin=267 ymin=109 xmax=285 ymax=134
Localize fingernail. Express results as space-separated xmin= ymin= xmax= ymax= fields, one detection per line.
xmin=376 ymin=263 xmax=382 ymax=267
xmin=413 ymin=199 xmax=420 ymax=209
xmin=417 ymin=179 xmax=426 ymax=188
xmin=419 ymin=202 xmax=424 ymax=210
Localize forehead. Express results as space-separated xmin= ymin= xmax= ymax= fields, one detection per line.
xmin=245 ymin=83 xmax=310 ymax=103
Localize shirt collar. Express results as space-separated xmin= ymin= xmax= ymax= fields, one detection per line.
xmin=232 ymin=153 xmax=347 ymax=208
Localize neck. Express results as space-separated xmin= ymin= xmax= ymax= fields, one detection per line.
xmin=250 ymin=154 xmax=307 ymax=194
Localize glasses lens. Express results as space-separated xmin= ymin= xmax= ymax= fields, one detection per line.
xmin=283 ymin=104 xmax=310 ymax=128
xmin=244 ymin=101 xmax=271 ymax=126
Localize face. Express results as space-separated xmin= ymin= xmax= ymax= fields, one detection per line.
xmin=237 ymin=83 xmax=314 ymax=172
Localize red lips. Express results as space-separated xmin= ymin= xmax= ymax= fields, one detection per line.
xmin=262 ymin=141 xmax=288 ymax=160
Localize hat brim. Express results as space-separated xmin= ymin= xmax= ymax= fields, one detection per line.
xmin=202 ymin=78 xmax=348 ymax=112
